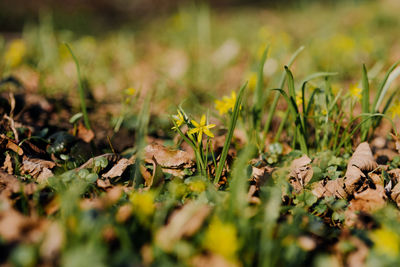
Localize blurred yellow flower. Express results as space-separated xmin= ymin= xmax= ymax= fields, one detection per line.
xmin=203 ymin=217 xmax=239 ymax=260
xmin=172 ymin=110 xmax=185 ymax=130
xmin=124 ymin=87 xmax=136 ymax=96
xmin=295 ymin=93 xmax=303 ymax=107
xmin=370 ymin=226 xmax=400 ymax=257
xmin=349 ymin=84 xmax=362 ymax=100
xmin=4 ymin=39 xmax=27 ymax=68
xmin=188 ymin=180 xmax=206 ymax=193
xmin=188 ymin=115 xmax=215 ymax=143
xmin=130 ymin=191 xmax=155 ymax=217
xmin=246 ymin=72 xmax=258 ymax=91
xmin=389 ymin=101 xmax=400 ymax=119
xmin=215 ymin=91 xmax=236 ymax=115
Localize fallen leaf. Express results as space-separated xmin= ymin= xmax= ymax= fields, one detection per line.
xmin=344 ymin=142 xmax=377 ymax=195
xmin=76 ymin=122 xmax=95 ymax=143
xmin=144 ymin=143 xmax=193 ymax=169
xmin=2 ymin=153 xmax=13 ymax=174
xmin=40 ymin=222 xmax=64 ymax=261
xmin=103 ymin=158 xmax=133 ymax=179
xmin=156 ymin=202 xmax=211 ymax=251
xmin=191 ymin=253 xmax=239 ymax=267
xmin=6 ymin=140 xmax=23 ymax=155
xmin=289 ymin=155 xmax=313 ymax=192
xmin=21 ymin=158 xmax=55 ymax=182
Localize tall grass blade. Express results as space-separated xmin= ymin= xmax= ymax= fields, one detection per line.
xmin=65 ymin=43 xmax=91 ymax=130
xmin=361 ymin=64 xmax=370 ymax=141
xmin=372 ymin=60 xmax=400 ymax=112
xmin=214 ymin=82 xmax=247 ymax=184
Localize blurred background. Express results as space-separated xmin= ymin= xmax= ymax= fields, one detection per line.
xmin=0 ymin=0 xmax=399 ymax=129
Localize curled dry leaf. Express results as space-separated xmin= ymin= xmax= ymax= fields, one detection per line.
xmin=155 ymin=202 xmax=211 ymax=251
xmin=77 ymin=153 xmax=119 ymax=171
xmin=21 ymin=158 xmax=56 ymax=182
xmin=103 ymin=158 xmax=134 ymax=179
xmin=390 ymin=182 xmax=400 ymax=208
xmin=40 ymin=222 xmax=64 ymax=261
xmin=289 ymin=155 xmax=313 ymax=192
xmin=2 ymin=153 xmax=13 ymax=174
xmin=191 ymin=253 xmax=239 ymax=267
xmin=6 ymin=140 xmax=23 ymax=155
xmin=312 ymin=178 xmax=348 ymax=199
xmin=76 ymin=122 xmax=95 ymax=143
xmin=251 ymin=164 xmax=273 ymax=187
xmin=344 ymin=142 xmax=377 ymax=195
xmin=144 ymin=143 xmax=193 ymax=169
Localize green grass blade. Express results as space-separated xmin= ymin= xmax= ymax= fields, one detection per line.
xmin=253 ymin=44 xmax=269 ymax=120
xmin=214 ymin=82 xmax=247 ymax=184
xmin=361 ymin=64 xmax=370 ymax=141
xmin=65 ymin=43 xmax=91 ymax=130
xmin=263 ymin=46 xmax=304 ymax=134
xmin=372 ymin=60 xmax=400 ymax=112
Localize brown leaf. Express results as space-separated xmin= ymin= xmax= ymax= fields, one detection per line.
xmin=344 ymin=142 xmax=377 ymax=195
xmin=191 ymin=253 xmax=239 ymax=267
xmin=312 ymin=178 xmax=348 ymax=199
xmin=97 ymin=178 xmax=112 ymax=189
xmin=6 ymin=140 xmax=23 ymax=155
xmin=289 ymin=155 xmax=313 ymax=192
xmin=40 ymin=222 xmax=64 ymax=261
xmin=76 ymin=122 xmax=95 ymax=143
xmin=21 ymin=158 xmax=55 ymax=182
xmin=251 ymin=164 xmax=273 ymax=187
xmin=391 ymin=182 xmax=400 ymax=208
xmin=2 ymin=153 xmax=13 ymax=174
xmin=77 ymin=153 xmax=119 ymax=171
xmin=155 ymin=202 xmax=211 ymax=251
xmin=144 ymin=143 xmax=193 ymax=169
xmin=103 ymin=158 xmax=133 ymax=179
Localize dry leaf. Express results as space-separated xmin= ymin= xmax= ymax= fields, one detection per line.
xmin=251 ymin=165 xmax=273 ymax=187
xmin=156 ymin=202 xmax=211 ymax=251
xmin=103 ymin=158 xmax=133 ymax=178
xmin=77 ymin=153 xmax=119 ymax=171
xmin=391 ymin=182 xmax=400 ymax=208
xmin=21 ymin=158 xmax=55 ymax=182
xmin=144 ymin=143 xmax=193 ymax=169
xmin=6 ymin=140 xmax=23 ymax=155
xmin=191 ymin=253 xmax=239 ymax=267
xmin=40 ymin=222 xmax=64 ymax=261
xmin=344 ymin=142 xmax=377 ymax=195
xmin=289 ymin=155 xmax=313 ymax=192
xmin=312 ymin=178 xmax=348 ymax=199
xmin=76 ymin=122 xmax=95 ymax=143
xmin=2 ymin=153 xmax=13 ymax=174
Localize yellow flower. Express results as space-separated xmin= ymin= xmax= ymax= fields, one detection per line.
xmin=349 ymin=84 xmax=362 ymax=100
xmin=389 ymin=101 xmax=400 ymax=119
xmin=215 ymin=91 xmax=236 ymax=115
xmin=370 ymin=226 xmax=400 ymax=257
xmin=130 ymin=191 xmax=155 ymax=217
xmin=188 ymin=180 xmax=206 ymax=193
xmin=188 ymin=115 xmax=215 ymax=143
xmin=124 ymin=87 xmax=136 ymax=96
xmin=172 ymin=110 xmax=185 ymax=130
xmin=4 ymin=39 xmax=27 ymax=68
xmin=295 ymin=93 xmax=303 ymax=107
xmin=203 ymin=217 xmax=239 ymax=260
xmin=246 ymin=72 xmax=258 ymax=91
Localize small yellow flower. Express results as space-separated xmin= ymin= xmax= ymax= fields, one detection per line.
xmin=203 ymin=217 xmax=239 ymax=260
xmin=246 ymin=72 xmax=258 ymax=91
xmin=188 ymin=180 xmax=206 ymax=193
xmin=130 ymin=191 xmax=155 ymax=217
xmin=349 ymin=84 xmax=362 ymax=100
xmin=389 ymin=101 xmax=400 ymax=119
xmin=124 ymin=87 xmax=136 ymax=96
xmin=370 ymin=226 xmax=400 ymax=257
xmin=188 ymin=115 xmax=215 ymax=143
xmin=172 ymin=110 xmax=185 ymax=130
xmin=4 ymin=39 xmax=27 ymax=68
xmin=295 ymin=93 xmax=303 ymax=107
xmin=215 ymin=91 xmax=236 ymax=115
